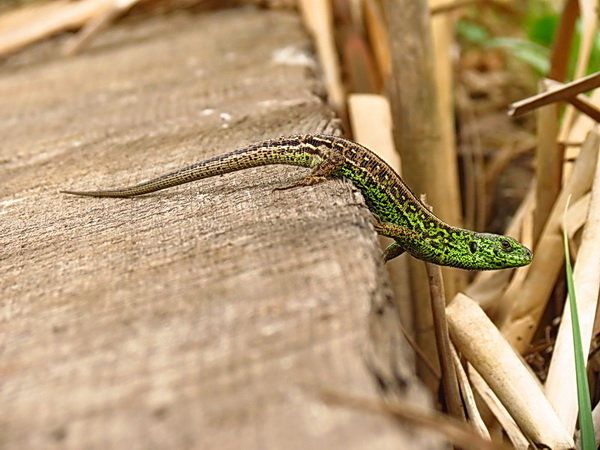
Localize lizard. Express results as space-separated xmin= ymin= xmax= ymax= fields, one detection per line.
xmin=62 ymin=134 xmax=533 ymax=270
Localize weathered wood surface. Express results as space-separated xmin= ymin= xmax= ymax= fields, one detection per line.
xmin=0 ymin=8 xmax=439 ymax=449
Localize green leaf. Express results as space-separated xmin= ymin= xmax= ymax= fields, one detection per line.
xmin=526 ymin=14 xmax=558 ymax=47
xmin=485 ymin=37 xmax=550 ymax=75
xmin=456 ymin=20 xmax=490 ymax=45
xmin=563 ymin=203 xmax=596 ymax=449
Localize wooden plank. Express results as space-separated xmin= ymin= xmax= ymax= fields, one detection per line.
xmin=0 ymin=8 xmax=438 ymax=449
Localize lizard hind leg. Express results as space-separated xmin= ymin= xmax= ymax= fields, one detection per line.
xmin=274 ymin=147 xmax=346 ymax=191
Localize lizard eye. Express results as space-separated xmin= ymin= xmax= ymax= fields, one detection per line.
xmin=500 ymin=239 xmax=512 ymax=252
xmin=469 ymin=241 xmax=477 ymax=253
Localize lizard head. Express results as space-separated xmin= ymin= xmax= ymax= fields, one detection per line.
xmin=445 ymin=232 xmax=533 ymax=270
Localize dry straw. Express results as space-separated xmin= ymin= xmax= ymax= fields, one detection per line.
xmin=447 ymin=294 xmax=574 ymax=448
xmin=545 ymin=143 xmax=600 ymax=433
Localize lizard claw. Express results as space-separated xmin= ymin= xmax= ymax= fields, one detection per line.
xmin=273 ymin=176 xmax=328 ymax=192
xmin=370 ymin=215 xmax=385 ymax=233
xmin=273 ymin=183 xmax=301 ymax=192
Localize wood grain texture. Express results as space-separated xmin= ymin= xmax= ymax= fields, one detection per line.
xmin=0 ymin=8 xmax=439 ymax=450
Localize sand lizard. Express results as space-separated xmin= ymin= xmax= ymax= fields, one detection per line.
xmin=63 ymin=134 xmax=533 ymax=270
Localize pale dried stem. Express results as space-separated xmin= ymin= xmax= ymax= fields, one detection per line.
xmin=468 ymin=367 xmax=532 ymax=449
xmin=545 ymin=146 xmax=600 ymax=433
xmin=348 ymin=94 xmax=401 ymax=170
xmin=425 ymin=262 xmax=464 ymax=420
xmin=534 ymin=81 xmax=562 ymax=244
xmin=319 ymin=389 xmax=510 ymax=450
xmin=0 ymin=0 xmax=113 ymax=56
xmin=447 ymin=294 xmax=574 ymax=448
xmin=499 ymin=130 xmax=599 ymax=350
xmin=509 ymin=72 xmax=600 ymax=117
xmin=565 ymin=192 xmax=591 ymax=239
xmin=544 ymin=78 xmax=600 ymax=122
xmin=429 ymin=0 xmax=462 ymax=234
xmin=548 ymin=0 xmax=578 ymax=81
xmin=557 ymin=10 xmax=598 ymax=144
xmin=61 ymin=0 xmax=141 ymax=56
xmin=362 ymin=0 xmax=391 ymax=80
xmin=298 ymin=0 xmax=345 ymax=113
xmin=450 ymin=344 xmax=490 ymax=440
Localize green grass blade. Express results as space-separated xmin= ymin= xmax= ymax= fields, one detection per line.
xmin=562 ymin=209 xmax=596 ymax=449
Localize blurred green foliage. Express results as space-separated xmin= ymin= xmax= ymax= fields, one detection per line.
xmin=456 ymin=3 xmax=600 ymax=79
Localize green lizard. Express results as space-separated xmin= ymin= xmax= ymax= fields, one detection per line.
xmin=62 ymin=134 xmax=532 ymax=270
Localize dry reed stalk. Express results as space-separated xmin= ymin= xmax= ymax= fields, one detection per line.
xmin=499 ymin=130 xmax=599 ymax=350
xmin=571 ymin=89 xmax=600 ymax=134
xmin=545 ymin=79 xmax=600 ymax=122
xmin=425 ymin=262 xmax=464 ymax=420
xmin=380 ymin=0 xmax=462 ymax=247
xmin=319 ymin=390 xmax=511 ymax=450
xmin=556 ymin=6 xmax=598 ymax=145
xmin=545 ymin=153 xmax=600 ymax=433
xmin=561 ymin=90 xmax=600 ymax=181
xmin=62 ymin=0 xmax=141 ymax=56
xmin=348 ymin=94 xmax=400 ymax=168
xmin=341 ymin=32 xmax=381 ymax=93
xmin=450 ymin=344 xmax=490 ymax=440
xmin=455 ymin=81 xmax=487 ymax=232
xmin=468 ymin=367 xmax=531 ymax=449
xmin=563 ymin=192 xmax=591 ymax=255
xmin=533 ymin=82 xmax=562 ymax=244
xmin=548 ymin=0 xmax=579 ymax=81
xmin=380 ymin=0 xmax=463 ymax=391
xmin=509 ymin=72 xmax=600 ymax=118
xmin=347 ymin=0 xmax=365 ymax=35
xmin=570 ymin=0 xmax=598 ymax=84
xmin=334 ymin=0 xmax=381 ymax=93
xmin=0 ymin=0 xmax=114 ymax=56
xmin=567 ymin=94 xmax=600 ymax=122
xmin=429 ymin=0 xmax=466 ymax=291
xmin=565 ymin=192 xmax=591 ymax=239
xmin=447 ymin=294 xmax=574 ymax=448
xmin=362 ymin=0 xmax=391 ymax=81
xmin=428 ymin=0 xmax=460 ymax=212
xmin=298 ymin=0 xmax=345 ymax=113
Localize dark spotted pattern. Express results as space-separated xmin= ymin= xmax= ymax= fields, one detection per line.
xmin=63 ymin=134 xmax=533 ymax=270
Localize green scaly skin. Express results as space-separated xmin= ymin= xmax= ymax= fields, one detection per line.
xmin=62 ymin=134 xmax=533 ymax=270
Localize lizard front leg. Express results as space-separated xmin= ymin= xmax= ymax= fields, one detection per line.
xmin=371 ymin=217 xmax=420 ymax=240
xmin=371 ymin=217 xmax=424 ymax=262
xmin=274 ymin=147 xmax=346 ymax=191
xmin=382 ymin=241 xmax=405 ymax=262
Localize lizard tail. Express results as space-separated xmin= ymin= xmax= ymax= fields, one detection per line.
xmin=61 ymin=136 xmax=325 ymax=197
